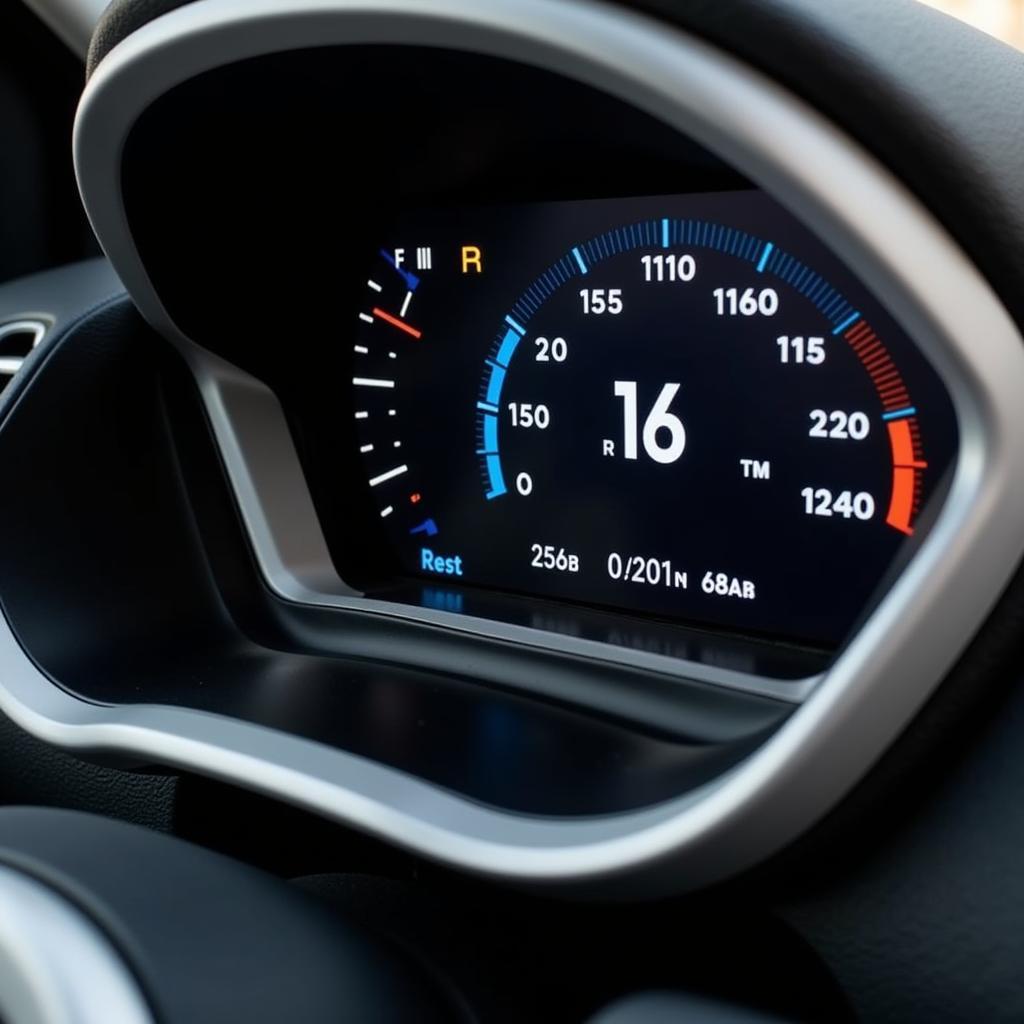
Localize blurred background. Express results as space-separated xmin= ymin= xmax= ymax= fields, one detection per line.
xmin=922 ymin=0 xmax=1024 ymax=47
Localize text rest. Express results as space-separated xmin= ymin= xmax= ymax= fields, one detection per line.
xmin=421 ymin=548 xmax=464 ymax=576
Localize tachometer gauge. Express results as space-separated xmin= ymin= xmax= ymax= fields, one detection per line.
xmin=350 ymin=191 xmax=956 ymax=647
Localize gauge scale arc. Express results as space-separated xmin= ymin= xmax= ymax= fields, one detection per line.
xmin=350 ymin=191 xmax=956 ymax=647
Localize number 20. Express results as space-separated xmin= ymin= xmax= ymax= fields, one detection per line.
xmin=535 ymin=336 xmax=568 ymax=362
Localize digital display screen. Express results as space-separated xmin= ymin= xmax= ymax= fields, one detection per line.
xmin=348 ymin=191 xmax=957 ymax=647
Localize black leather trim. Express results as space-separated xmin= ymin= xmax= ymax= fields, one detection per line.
xmin=0 ymin=807 xmax=461 ymax=1024
xmin=87 ymin=0 xmax=194 ymax=76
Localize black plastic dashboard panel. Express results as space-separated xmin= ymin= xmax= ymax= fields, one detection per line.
xmin=30 ymin=0 xmax=1024 ymax=892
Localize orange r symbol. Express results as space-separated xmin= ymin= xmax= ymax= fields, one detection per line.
xmin=461 ymin=245 xmax=483 ymax=274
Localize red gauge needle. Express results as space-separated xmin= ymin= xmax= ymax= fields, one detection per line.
xmin=372 ymin=308 xmax=422 ymax=339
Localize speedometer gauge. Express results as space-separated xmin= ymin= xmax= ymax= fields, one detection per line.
xmin=350 ymin=191 xmax=957 ymax=647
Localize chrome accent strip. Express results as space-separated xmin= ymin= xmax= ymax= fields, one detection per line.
xmin=0 ymin=865 xmax=154 ymax=1024
xmin=0 ymin=320 xmax=48 ymax=381
xmin=25 ymin=0 xmax=1023 ymax=893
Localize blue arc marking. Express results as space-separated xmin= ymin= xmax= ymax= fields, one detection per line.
xmin=478 ymin=217 xmax=874 ymax=501
xmin=485 ymin=364 xmax=506 ymax=407
xmin=485 ymin=456 xmax=507 ymax=500
xmin=482 ymin=414 xmax=499 ymax=453
xmin=380 ymin=249 xmax=420 ymax=291
xmin=882 ymin=406 xmax=918 ymax=421
xmin=832 ymin=311 xmax=861 ymax=335
xmin=495 ymin=327 xmax=521 ymax=367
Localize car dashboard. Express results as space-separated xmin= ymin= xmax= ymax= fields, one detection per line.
xmin=0 ymin=0 xmax=1023 ymax=1021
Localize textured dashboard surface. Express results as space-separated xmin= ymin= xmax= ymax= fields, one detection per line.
xmin=88 ymin=0 xmax=203 ymax=72
xmin=0 ymin=712 xmax=177 ymax=831
xmin=781 ymin=664 xmax=1024 ymax=1022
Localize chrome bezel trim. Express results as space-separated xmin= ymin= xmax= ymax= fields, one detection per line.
xmin=17 ymin=0 xmax=1019 ymax=893
xmin=0 ymin=865 xmax=153 ymax=1024
xmin=0 ymin=319 xmax=48 ymax=379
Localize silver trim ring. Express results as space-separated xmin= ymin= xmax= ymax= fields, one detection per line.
xmin=0 ymin=320 xmax=48 ymax=380
xmin=0 ymin=864 xmax=153 ymax=1024
xmin=38 ymin=0 xmax=1024 ymax=894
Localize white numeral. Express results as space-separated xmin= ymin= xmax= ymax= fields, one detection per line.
xmin=641 ymin=254 xmax=696 ymax=282
xmin=613 ymin=381 xmax=686 ymax=464
xmin=531 ymin=544 xmax=580 ymax=572
xmin=508 ymin=403 xmax=550 ymax=429
xmin=808 ymin=410 xmax=870 ymax=440
xmin=777 ymin=335 xmax=825 ymax=365
xmin=801 ymin=487 xmax=875 ymax=520
xmin=580 ymin=288 xmax=623 ymax=315
xmin=714 ymin=287 xmax=778 ymax=316
xmin=535 ymin=336 xmax=568 ymax=362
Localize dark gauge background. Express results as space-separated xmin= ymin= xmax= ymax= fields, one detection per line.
xmin=350 ymin=192 xmax=957 ymax=648
xmin=116 ymin=45 xmax=955 ymax=655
